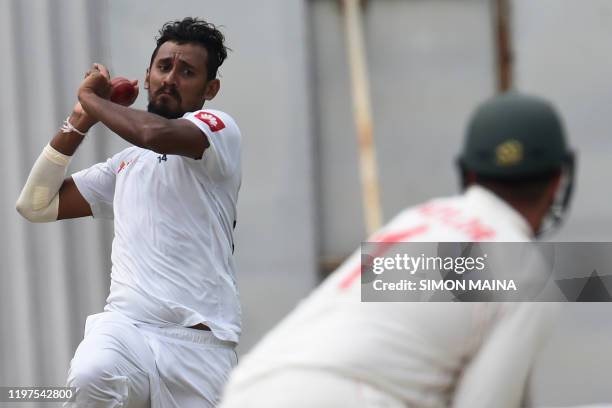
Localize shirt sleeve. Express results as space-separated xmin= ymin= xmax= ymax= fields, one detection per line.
xmin=71 ymin=155 xmax=120 ymax=219
xmin=181 ymin=109 xmax=241 ymax=180
xmin=451 ymin=303 xmax=561 ymax=408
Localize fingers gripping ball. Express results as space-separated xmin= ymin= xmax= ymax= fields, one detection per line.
xmin=110 ymin=77 xmax=137 ymax=106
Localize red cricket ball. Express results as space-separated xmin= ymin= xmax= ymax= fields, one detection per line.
xmin=110 ymin=77 xmax=136 ymax=106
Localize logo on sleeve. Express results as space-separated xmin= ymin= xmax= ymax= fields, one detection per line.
xmin=117 ymin=158 xmax=136 ymax=173
xmin=194 ymin=111 xmax=225 ymax=132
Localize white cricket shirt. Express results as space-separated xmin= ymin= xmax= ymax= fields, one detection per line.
xmin=72 ymin=109 xmax=242 ymax=343
xmin=225 ymin=186 xmax=560 ymax=407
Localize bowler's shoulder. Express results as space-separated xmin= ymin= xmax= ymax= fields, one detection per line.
xmin=183 ymin=109 xmax=240 ymax=133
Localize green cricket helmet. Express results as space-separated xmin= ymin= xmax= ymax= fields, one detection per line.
xmin=457 ymin=92 xmax=576 ymax=232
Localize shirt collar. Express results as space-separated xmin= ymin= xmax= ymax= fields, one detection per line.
xmin=464 ymin=185 xmax=534 ymax=239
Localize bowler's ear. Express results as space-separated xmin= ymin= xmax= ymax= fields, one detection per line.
xmin=144 ymin=68 xmax=150 ymax=90
xmin=203 ymin=79 xmax=220 ymax=101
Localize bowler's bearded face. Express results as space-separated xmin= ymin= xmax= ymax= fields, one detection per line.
xmin=146 ymin=41 xmax=211 ymax=119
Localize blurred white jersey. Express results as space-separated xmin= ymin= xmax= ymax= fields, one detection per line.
xmin=222 ymin=186 xmax=559 ymax=407
xmin=72 ymin=109 xmax=242 ymax=343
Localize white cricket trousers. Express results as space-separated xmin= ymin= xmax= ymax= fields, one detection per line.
xmin=219 ymin=368 xmax=405 ymax=408
xmin=64 ymin=311 xmax=237 ymax=408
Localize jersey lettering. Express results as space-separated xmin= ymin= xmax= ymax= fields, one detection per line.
xmin=418 ymin=203 xmax=496 ymax=240
xmin=338 ymin=224 xmax=429 ymax=290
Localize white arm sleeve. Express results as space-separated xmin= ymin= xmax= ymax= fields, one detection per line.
xmin=181 ymin=109 xmax=241 ymax=180
xmin=451 ymin=303 xmax=561 ymax=408
xmin=16 ymin=144 xmax=71 ymax=223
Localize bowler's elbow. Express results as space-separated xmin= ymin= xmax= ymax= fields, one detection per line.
xmin=15 ymin=195 xmax=59 ymax=223
xmin=15 ymin=199 xmax=27 ymax=219
xmin=16 ymin=200 xmax=40 ymax=223
xmin=16 ymin=200 xmax=36 ymax=223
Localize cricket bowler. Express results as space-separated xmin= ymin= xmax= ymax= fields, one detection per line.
xmin=16 ymin=17 xmax=241 ymax=407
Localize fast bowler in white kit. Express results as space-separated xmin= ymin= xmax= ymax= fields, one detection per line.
xmin=220 ymin=93 xmax=576 ymax=408
xmin=16 ymin=18 xmax=240 ymax=407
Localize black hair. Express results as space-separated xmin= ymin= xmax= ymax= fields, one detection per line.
xmin=149 ymin=17 xmax=228 ymax=80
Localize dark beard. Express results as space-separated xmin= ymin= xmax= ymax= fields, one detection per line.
xmin=147 ymin=86 xmax=184 ymax=119
xmin=147 ymin=101 xmax=184 ymax=119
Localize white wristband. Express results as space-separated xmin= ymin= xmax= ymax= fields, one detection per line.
xmin=60 ymin=116 xmax=87 ymax=136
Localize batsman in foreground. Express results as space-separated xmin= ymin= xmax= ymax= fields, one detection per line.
xmin=16 ymin=18 xmax=241 ymax=407
xmin=220 ymin=93 xmax=575 ymax=408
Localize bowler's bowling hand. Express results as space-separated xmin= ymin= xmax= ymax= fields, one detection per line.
xmin=78 ymin=63 xmax=112 ymax=101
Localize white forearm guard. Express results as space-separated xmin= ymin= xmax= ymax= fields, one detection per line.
xmin=16 ymin=144 xmax=72 ymax=222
